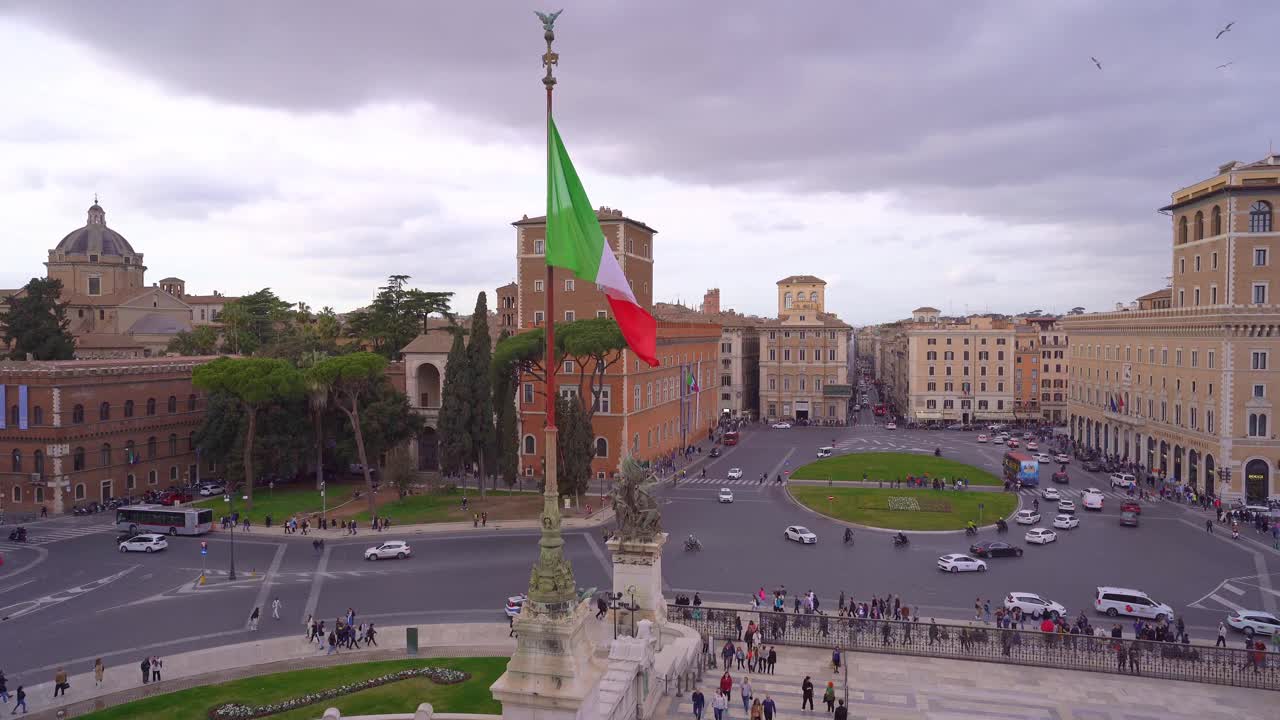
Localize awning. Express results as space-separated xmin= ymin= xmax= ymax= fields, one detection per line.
xmin=914 ymin=412 xmax=943 ymax=419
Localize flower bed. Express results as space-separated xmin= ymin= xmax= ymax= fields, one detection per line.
xmin=208 ymin=666 xmax=470 ymax=719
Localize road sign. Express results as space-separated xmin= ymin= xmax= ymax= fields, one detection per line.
xmin=201 ymin=541 xmax=208 ymax=555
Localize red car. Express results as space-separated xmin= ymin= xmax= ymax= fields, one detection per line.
xmin=159 ymin=491 xmax=193 ymax=506
xmin=1121 ymin=500 xmax=1142 ymax=515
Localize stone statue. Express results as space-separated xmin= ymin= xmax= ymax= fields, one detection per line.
xmin=534 ymin=9 xmax=563 ymax=32
xmin=611 ymin=456 xmax=662 ymax=542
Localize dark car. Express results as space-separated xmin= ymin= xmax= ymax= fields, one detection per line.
xmin=709 ymin=447 xmax=721 ymax=458
xmin=969 ymin=541 xmax=1024 ymax=558
xmin=1083 ymin=460 xmax=1103 ymax=473
xmin=1052 ymin=471 xmax=1070 ymax=484
xmin=1119 ymin=511 xmax=1140 ymax=527
xmin=1120 ymin=500 xmax=1142 ymax=515
xmin=158 ymin=491 xmax=193 ymax=506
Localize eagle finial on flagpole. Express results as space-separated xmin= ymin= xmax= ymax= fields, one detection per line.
xmin=536 ymin=10 xmax=563 ymax=89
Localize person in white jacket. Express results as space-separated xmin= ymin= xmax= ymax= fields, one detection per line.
xmin=712 ymin=690 xmax=729 ymax=720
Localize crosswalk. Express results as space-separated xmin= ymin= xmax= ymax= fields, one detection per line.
xmin=679 ymin=478 xmax=777 ymax=487
xmin=0 ymin=520 xmax=114 ymax=549
xmin=1015 ymin=486 xmax=1142 ymax=502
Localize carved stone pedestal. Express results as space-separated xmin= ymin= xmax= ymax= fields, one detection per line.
xmin=606 ymin=532 xmax=668 ymax=628
xmin=490 ymin=597 xmax=604 ymax=720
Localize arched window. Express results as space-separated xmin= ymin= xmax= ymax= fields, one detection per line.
xmin=809 ymin=291 xmax=818 ymax=302
xmin=1249 ymin=413 xmax=1269 ymax=437
xmin=73 ymin=446 xmax=85 ymax=471
xmin=168 ymin=434 xmax=178 ymax=456
xmin=188 ymin=394 xmax=197 ymax=411
xmin=595 ymin=437 xmax=609 ymax=458
xmin=32 ymin=406 xmax=43 ymax=425
xmin=75 ymin=483 xmax=85 ymax=500
xmin=1193 ymin=211 xmax=1204 ymax=240
xmin=11 ymin=449 xmax=21 ymax=473
xmin=784 ymin=292 xmax=793 ymax=309
xmin=126 ymin=473 xmax=136 ymax=490
xmin=1211 ymin=205 xmax=1222 ymax=236
xmin=99 ymin=401 xmax=110 ymax=421
xmin=148 ymin=436 xmax=158 ymax=459
xmin=33 ymin=449 xmax=44 ymax=474
xmin=1250 ymin=201 xmax=1273 ymax=233
xmin=72 ymin=404 xmax=84 ymax=424
xmin=100 ymin=443 xmax=112 ymax=467
xmin=1178 ymin=216 xmax=1188 ymax=244
xmin=148 ymin=469 xmax=158 ymax=485
xmin=522 ymin=435 xmax=536 ymax=455
xmin=146 ymin=398 xmax=157 ymax=416
xmin=124 ymin=400 xmax=134 ymax=417
xmin=167 ymin=395 xmax=177 ymax=413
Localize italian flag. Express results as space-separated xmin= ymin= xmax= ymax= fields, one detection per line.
xmin=546 ymin=116 xmax=659 ymax=367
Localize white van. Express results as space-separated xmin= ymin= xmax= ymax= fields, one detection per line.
xmin=817 ymin=447 xmax=834 ymax=458
xmin=1094 ymin=586 xmax=1174 ymax=622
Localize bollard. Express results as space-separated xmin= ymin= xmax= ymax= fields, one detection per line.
xmin=406 ymin=626 xmax=419 ymax=656
xmin=199 ymin=574 xmax=206 ymax=585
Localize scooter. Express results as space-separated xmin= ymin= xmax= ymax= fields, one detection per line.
xmin=995 ymin=519 xmax=1009 ymax=533
xmin=964 ymin=526 xmax=978 ymax=537
xmin=892 ymin=535 xmax=909 ymax=547
xmin=8 ymin=527 xmax=28 ymax=543
xmin=843 ymin=529 xmax=855 ymax=546
xmin=934 ymin=447 xmax=942 ymax=457
xmin=684 ymin=537 xmax=703 ymax=552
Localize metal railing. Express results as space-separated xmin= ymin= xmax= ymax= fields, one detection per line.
xmin=667 ymin=603 xmax=1279 ymax=691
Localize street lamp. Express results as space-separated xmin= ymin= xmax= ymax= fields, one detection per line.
xmin=223 ymin=491 xmax=247 ymax=580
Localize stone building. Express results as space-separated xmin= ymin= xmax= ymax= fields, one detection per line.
xmin=653 ymin=288 xmax=763 ymax=419
xmin=757 ymin=276 xmax=853 ymax=422
xmin=1064 ymin=154 xmax=1280 ymax=502
xmin=0 ymin=356 xmax=215 ymax=515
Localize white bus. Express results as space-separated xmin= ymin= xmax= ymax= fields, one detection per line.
xmin=116 ymin=504 xmax=214 ymax=536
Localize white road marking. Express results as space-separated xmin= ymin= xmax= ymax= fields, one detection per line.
xmin=249 ymin=542 xmax=287 ymax=628
xmin=1222 ymin=583 xmax=1246 ymax=596
xmin=0 ymin=565 xmax=138 ymax=620
xmin=301 ymin=542 xmax=332 ymax=622
xmin=1207 ymin=593 xmax=1245 ymax=613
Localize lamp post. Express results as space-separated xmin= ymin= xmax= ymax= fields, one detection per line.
xmin=1217 ymin=466 xmax=1230 ymax=498
xmin=320 ymin=481 xmax=326 ymax=529
xmin=223 ymin=491 xmax=247 ymax=580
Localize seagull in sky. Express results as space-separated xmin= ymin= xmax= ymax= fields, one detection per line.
xmin=1215 ymin=22 xmax=1234 ymax=39
xmin=1090 ymin=56 xmax=1102 ymax=70
xmin=1217 ymin=61 xmax=1233 ymax=70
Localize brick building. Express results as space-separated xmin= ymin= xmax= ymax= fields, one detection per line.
xmin=509 ymin=208 xmax=718 ymax=486
xmin=0 ymin=356 xmax=216 ymax=516
xmin=653 ymin=290 xmax=764 ymax=419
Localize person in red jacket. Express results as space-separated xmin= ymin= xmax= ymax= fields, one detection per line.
xmin=719 ymin=671 xmax=733 ymax=704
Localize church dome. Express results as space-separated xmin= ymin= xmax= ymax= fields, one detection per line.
xmin=54 ymin=202 xmax=137 ymax=257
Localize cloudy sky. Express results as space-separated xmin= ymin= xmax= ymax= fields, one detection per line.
xmin=1 ymin=1 xmax=1275 ymax=324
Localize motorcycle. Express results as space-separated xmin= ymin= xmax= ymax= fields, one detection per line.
xmin=934 ymin=447 xmax=942 ymax=457
xmin=964 ymin=526 xmax=977 ymax=537
xmin=995 ymin=519 xmax=1009 ymax=533
xmin=7 ymin=527 xmax=28 ymax=543
xmin=843 ymin=529 xmax=855 ymax=545
xmin=892 ymin=535 xmax=909 ymax=547
xmin=684 ymin=537 xmax=703 ymax=552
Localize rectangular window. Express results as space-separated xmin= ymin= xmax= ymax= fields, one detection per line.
xmin=563 ymin=310 xmax=574 ymax=322
xmin=564 ymin=278 xmax=574 ymax=291
xmin=633 ymin=385 xmax=640 ymax=409
xmin=533 ymin=310 xmax=545 ymax=324
xmin=828 ymin=349 xmax=836 ymax=361
xmin=721 ymin=342 xmax=732 ymax=354
xmin=1191 ymin=350 xmax=1198 ymax=368
xmin=597 ymin=310 xmax=607 ymax=319
xmin=1178 ymin=289 xmax=1185 ymax=306
xmin=563 ymin=360 xmax=574 ymax=373
xmin=1211 ymin=251 xmax=1218 ymax=269
xmin=522 ymin=383 xmax=534 ymax=404
xmin=88 ymin=276 xmax=101 ymax=295
xmin=1208 ymin=350 xmax=1215 ymax=369
xmin=1256 ymin=248 xmax=1269 ymax=267
xmin=1254 ymin=384 xmax=1265 ymax=398
xmin=533 ymin=239 xmax=544 ymax=254
xmin=926 ymin=399 xmax=936 ymax=409
xmin=1253 ymin=283 xmax=1268 ymax=304
xmin=1161 ymin=349 xmax=1168 ymax=365
xmin=533 ymin=280 xmax=544 ymax=292
xmin=783 ymin=349 xmax=791 ymax=361
xmin=1175 ymin=350 xmax=1183 ymax=367
xmin=799 ymin=349 xmax=806 ymax=362
xmin=1210 ymin=285 xmax=1218 ymax=304
xmin=1252 ymin=351 xmax=1268 ymax=370
xmin=1194 ymin=255 xmax=1201 ymax=272
xmin=1194 ymin=288 xmax=1200 ymax=305
xmin=768 ymin=349 xmax=776 ymax=361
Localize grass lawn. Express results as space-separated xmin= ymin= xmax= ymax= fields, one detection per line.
xmin=791 ymin=486 xmax=1018 ymax=530
xmin=78 ymin=657 xmax=506 ymax=720
xmin=192 ymin=484 xmax=345 ymax=526
xmin=790 ymin=452 xmax=1002 ymax=486
xmin=352 ymin=489 xmax=542 ymax=525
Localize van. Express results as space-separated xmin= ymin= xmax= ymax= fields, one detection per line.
xmin=1094 ymin=586 xmax=1173 ymax=622
xmin=1082 ymin=489 xmax=1105 ymax=510
xmin=817 ymin=447 xmax=834 ymax=458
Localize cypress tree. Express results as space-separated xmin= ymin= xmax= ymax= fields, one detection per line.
xmin=466 ymin=293 xmax=495 ymax=495
xmin=437 ymin=330 xmax=473 ymax=481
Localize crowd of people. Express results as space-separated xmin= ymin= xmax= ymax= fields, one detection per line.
xmin=305 ymin=608 xmax=378 ymax=655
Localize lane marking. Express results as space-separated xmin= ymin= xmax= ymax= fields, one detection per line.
xmin=0 ymin=565 xmax=138 ymax=621
xmin=1222 ymin=583 xmax=1246 ymax=596
xmin=1207 ymin=593 xmax=1245 ymax=613
xmin=249 ymin=542 xmax=288 ymax=628
xmin=301 ymin=542 xmax=332 ymax=622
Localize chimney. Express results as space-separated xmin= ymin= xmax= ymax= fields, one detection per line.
xmin=701 ymin=288 xmax=721 ymax=315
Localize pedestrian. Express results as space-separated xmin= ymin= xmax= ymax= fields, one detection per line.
xmin=0 ymin=669 xmax=9 ymax=703
xmin=711 ymin=690 xmax=728 ymax=720
xmin=751 ymin=698 xmax=763 ymax=720
xmin=1216 ymin=622 xmax=1227 ymax=648
xmin=831 ymin=647 xmax=841 ymax=672
xmin=740 ymin=677 xmax=753 ymax=714
xmin=833 ymin=700 xmax=848 ymax=720
xmin=719 ymin=671 xmax=732 ymax=704
xmin=691 ymin=687 xmax=706 ymax=720
xmin=94 ymin=658 xmax=104 ymax=688
xmin=150 ymin=656 xmax=162 ymax=682
xmin=40 ymin=505 xmax=47 ymax=518
xmin=983 ymin=599 xmax=991 ymax=624
xmin=801 ymin=675 xmax=814 ymax=711
xmin=53 ymin=667 xmax=68 ymax=697
xmin=304 ymin=614 xmax=313 ymax=638
xmin=596 ymin=595 xmax=608 ymax=620
xmin=272 ymin=597 xmax=282 ymax=620
xmin=11 ymin=686 xmax=25 ymax=715
xmin=141 ymin=656 xmax=151 ymax=684
xmin=973 ymin=597 xmax=982 ymax=621
xmin=1128 ymin=643 xmax=1139 ymax=675
xmin=1206 ymin=518 xmax=1213 ymax=533
xmin=823 ymin=682 xmax=835 ymax=713
xmin=366 ymin=622 xmax=378 ymax=646
xmin=249 ymin=606 xmax=261 ymax=631
xmin=327 ymin=632 xmax=338 ymax=656
xmin=767 ymin=646 xmax=777 ymax=675
xmin=762 ymin=694 xmax=776 ymax=720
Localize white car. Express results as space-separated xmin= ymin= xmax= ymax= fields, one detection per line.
xmin=885 ymin=422 xmax=897 ymax=430
xmin=1041 ymin=487 xmax=1061 ymax=501
xmin=1025 ymin=528 xmax=1058 ymax=545
xmin=1082 ymin=489 xmax=1105 ymax=510
xmin=1109 ymin=473 xmax=1137 ymax=489
xmin=1027 ymin=441 xmax=1039 ymax=451
xmin=1005 ymin=592 xmax=1066 ymax=620
xmin=198 ymin=484 xmax=225 ymax=496
xmin=1057 ymin=500 xmax=1076 ymax=514
xmin=1015 ymin=509 xmax=1041 ymax=525
xmin=505 ymin=593 xmax=526 ymax=618
xmin=1054 ymin=454 xmax=1070 ymax=464
xmin=726 ymin=468 xmax=744 ymax=480
xmin=1226 ymin=610 xmax=1280 ymax=637
xmin=937 ymin=554 xmax=987 ymax=573
xmin=784 ymin=525 xmax=818 ymax=544
xmin=1035 ymin=453 xmax=1052 ymax=464
xmin=771 ymin=422 xmax=792 ymax=429
xmin=718 ymin=488 xmax=734 ymax=503
xmin=119 ymin=533 xmax=168 ymax=553
xmin=364 ymin=540 xmax=412 ymax=560
xmin=1053 ymin=514 xmax=1080 ymax=529
xmin=977 ymin=434 xmax=989 ymax=443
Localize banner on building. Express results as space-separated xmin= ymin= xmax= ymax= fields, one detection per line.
xmin=18 ymin=385 xmax=28 ymax=430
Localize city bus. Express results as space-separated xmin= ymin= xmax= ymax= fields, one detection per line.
xmin=722 ymin=431 xmax=740 ymax=446
xmin=1002 ymin=451 xmax=1040 ymax=488
xmin=116 ymin=504 xmax=214 ymax=536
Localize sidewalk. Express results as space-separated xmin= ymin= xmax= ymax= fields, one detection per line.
xmin=208 ymin=508 xmax=615 ymax=543
xmin=16 ymin=623 xmax=516 ymax=719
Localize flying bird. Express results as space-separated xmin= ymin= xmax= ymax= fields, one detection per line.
xmin=1090 ymin=56 xmax=1102 ymax=70
xmin=1215 ymin=22 xmax=1234 ymax=39
xmin=1217 ymin=62 xmax=1234 ymax=70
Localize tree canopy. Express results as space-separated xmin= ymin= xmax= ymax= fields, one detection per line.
xmin=307 ymin=351 xmax=393 ymax=516
xmin=466 ymin=293 xmax=496 ymax=492
xmin=436 ymin=330 xmax=473 ymax=477
xmin=166 ymin=325 xmax=220 ymax=356
xmin=345 ymin=274 xmax=453 ymax=359
xmin=2 ymin=277 xmax=75 ymax=360
xmin=220 ymin=288 xmax=294 ymax=355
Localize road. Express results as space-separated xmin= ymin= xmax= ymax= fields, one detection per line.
xmin=1 ymin=399 xmax=1276 ymax=686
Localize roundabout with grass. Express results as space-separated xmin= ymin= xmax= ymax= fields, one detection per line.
xmin=788 ymin=452 xmax=1017 ymax=531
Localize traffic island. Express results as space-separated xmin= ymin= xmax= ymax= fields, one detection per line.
xmin=790 ymin=486 xmax=1018 ymax=530
xmin=790 ymin=451 xmax=1003 ymax=485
